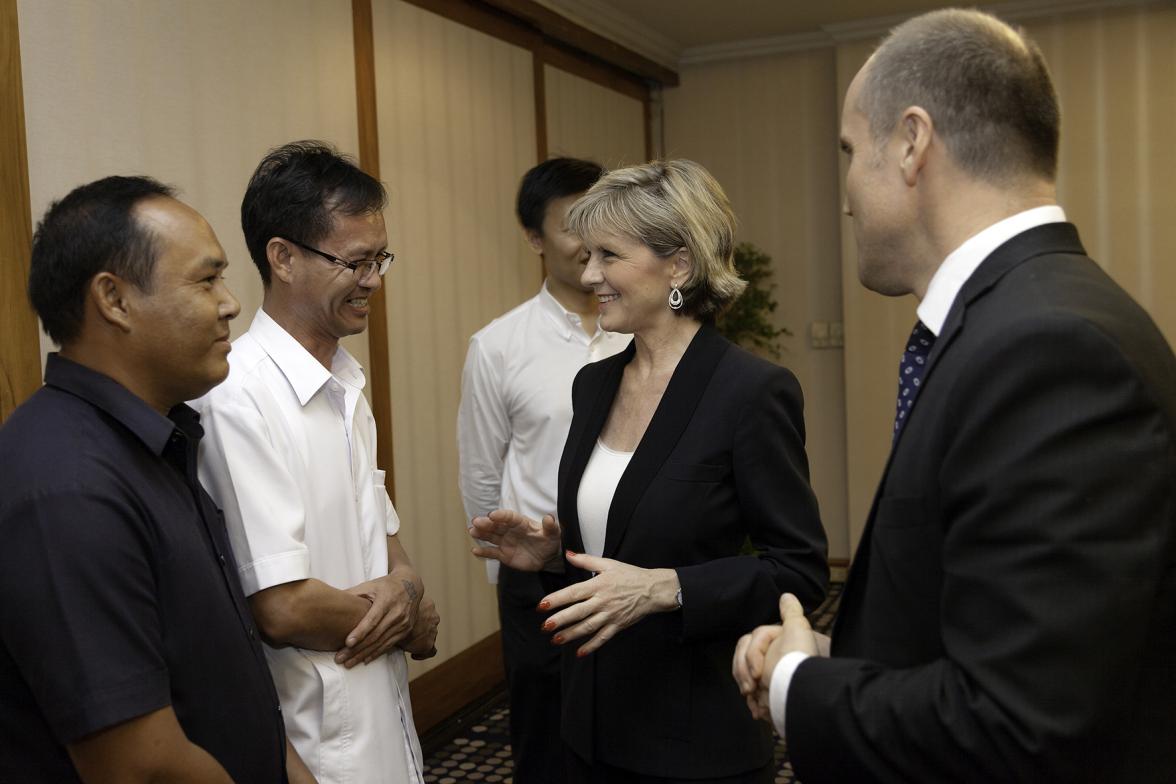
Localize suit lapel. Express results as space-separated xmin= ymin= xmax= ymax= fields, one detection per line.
xmin=837 ymin=223 xmax=1087 ymax=635
xmin=602 ymin=323 xmax=730 ymax=558
xmin=559 ymin=342 xmax=632 ymax=555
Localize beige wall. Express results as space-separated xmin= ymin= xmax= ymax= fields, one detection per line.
xmin=372 ymin=0 xmax=540 ymax=676
xmin=371 ymin=2 xmax=651 ymax=676
xmin=664 ymin=47 xmax=851 ymax=561
xmin=664 ymin=1 xmax=1176 ymax=561
xmin=838 ymin=4 xmax=1176 ymax=553
xmin=18 ymin=0 xmax=1172 ymax=681
xmin=833 ymin=38 xmax=915 ymax=555
xmin=545 ymin=63 xmax=647 ymax=168
xmin=18 ymin=0 xmax=655 ymax=683
xmin=18 ymin=0 xmax=371 ymax=373
xmin=1025 ymin=5 xmax=1176 ymax=346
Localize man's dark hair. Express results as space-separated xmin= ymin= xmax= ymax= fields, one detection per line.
xmin=516 ymin=157 xmax=605 ymax=235
xmin=241 ymin=140 xmax=387 ymax=285
xmin=862 ymin=8 xmax=1060 ymax=183
xmin=28 ymin=175 xmax=176 ymax=346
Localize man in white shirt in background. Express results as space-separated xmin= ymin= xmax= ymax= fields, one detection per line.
xmin=195 ymin=140 xmax=439 ymax=784
xmin=458 ymin=157 xmax=628 ymax=783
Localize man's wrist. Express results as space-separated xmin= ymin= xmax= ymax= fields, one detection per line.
xmin=768 ymin=650 xmax=811 ymax=737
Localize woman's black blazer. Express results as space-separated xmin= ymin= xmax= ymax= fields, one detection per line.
xmin=552 ymin=323 xmax=828 ymax=778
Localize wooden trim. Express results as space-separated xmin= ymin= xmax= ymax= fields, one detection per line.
xmin=643 ymin=94 xmax=653 ymax=162
xmin=0 ymin=0 xmax=41 ymax=424
xmin=400 ymin=0 xmax=676 ymax=90
xmin=352 ymin=0 xmax=397 ymax=503
xmin=540 ymin=39 xmax=648 ymax=104
xmin=409 ymin=631 xmax=505 ymax=735
xmin=532 ymin=49 xmax=547 ymax=162
xmin=481 ymin=0 xmax=677 ymax=86
xmin=399 ymin=0 xmax=540 ymax=51
xmin=532 ymin=49 xmax=548 ymax=287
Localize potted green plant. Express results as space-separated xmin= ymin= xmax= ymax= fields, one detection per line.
xmin=716 ymin=242 xmax=791 ymax=357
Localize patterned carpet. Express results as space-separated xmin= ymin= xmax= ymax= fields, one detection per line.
xmin=421 ymin=583 xmax=844 ymax=783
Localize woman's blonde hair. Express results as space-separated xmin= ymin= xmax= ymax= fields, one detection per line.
xmin=566 ymin=159 xmax=745 ymax=318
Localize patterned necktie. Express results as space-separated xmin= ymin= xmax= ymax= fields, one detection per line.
xmin=894 ymin=320 xmax=936 ymax=441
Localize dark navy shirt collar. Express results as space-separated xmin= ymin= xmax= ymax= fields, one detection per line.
xmin=43 ymin=353 xmax=203 ymax=457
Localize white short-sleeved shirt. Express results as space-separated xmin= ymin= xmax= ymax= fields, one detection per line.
xmin=194 ymin=308 xmax=421 ymax=784
xmin=457 ymin=282 xmax=630 ymax=581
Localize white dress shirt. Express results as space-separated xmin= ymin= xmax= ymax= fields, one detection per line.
xmin=767 ymin=205 xmax=1068 ymax=738
xmin=458 ymin=282 xmax=629 ymax=581
xmin=194 ymin=309 xmax=421 ymax=784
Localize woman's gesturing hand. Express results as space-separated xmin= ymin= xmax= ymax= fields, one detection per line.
xmin=469 ymin=509 xmax=561 ymax=572
xmin=539 ymin=551 xmax=679 ymax=657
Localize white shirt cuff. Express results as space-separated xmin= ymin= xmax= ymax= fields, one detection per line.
xmin=769 ymin=650 xmax=811 ymax=738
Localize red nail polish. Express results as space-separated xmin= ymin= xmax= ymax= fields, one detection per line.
xmin=565 ymin=550 xmax=575 ymax=558
xmin=552 ymin=634 xmax=564 ymax=645
xmin=542 ymin=620 xmax=555 ymax=632
xmin=537 ymin=600 xmax=550 ymax=611
xmin=576 ymin=648 xmax=588 ymax=658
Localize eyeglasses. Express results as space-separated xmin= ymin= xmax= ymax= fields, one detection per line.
xmin=287 ymin=237 xmax=394 ymax=278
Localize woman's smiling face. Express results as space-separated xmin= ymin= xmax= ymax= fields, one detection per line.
xmin=580 ymin=231 xmax=680 ymax=336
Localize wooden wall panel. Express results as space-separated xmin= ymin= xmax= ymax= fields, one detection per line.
xmin=545 ymin=63 xmax=647 ymax=169
xmin=0 ymin=0 xmax=39 ymax=422
xmin=371 ymin=0 xmax=537 ymax=678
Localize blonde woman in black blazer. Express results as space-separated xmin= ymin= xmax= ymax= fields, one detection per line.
xmin=470 ymin=160 xmax=828 ymax=783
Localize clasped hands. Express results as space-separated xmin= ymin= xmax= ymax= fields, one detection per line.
xmin=336 ymin=568 xmax=440 ymax=668
xmin=732 ymin=593 xmax=830 ymax=721
xmin=469 ymin=509 xmax=678 ymax=656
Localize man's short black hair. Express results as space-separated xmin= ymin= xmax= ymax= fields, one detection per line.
xmin=515 ymin=157 xmax=605 ymax=235
xmin=28 ymin=175 xmax=176 ymax=346
xmin=241 ymin=140 xmax=387 ymax=286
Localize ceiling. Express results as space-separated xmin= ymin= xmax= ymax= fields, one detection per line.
xmin=534 ymin=0 xmax=1095 ymax=69
xmin=588 ymin=0 xmax=961 ymax=49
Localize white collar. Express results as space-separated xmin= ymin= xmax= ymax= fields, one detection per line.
xmin=249 ymin=309 xmax=365 ymax=406
xmin=918 ymin=205 xmax=1067 ymax=336
xmin=539 ymin=280 xmax=600 ymax=342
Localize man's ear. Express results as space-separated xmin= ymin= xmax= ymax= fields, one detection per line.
xmin=899 ymin=106 xmax=933 ymax=186
xmin=88 ymin=272 xmax=135 ymax=332
xmin=524 ymin=228 xmax=544 ymax=257
xmin=267 ymin=237 xmax=295 ymax=284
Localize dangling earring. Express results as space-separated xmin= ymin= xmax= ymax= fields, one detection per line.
xmin=668 ymin=286 xmax=684 ymax=311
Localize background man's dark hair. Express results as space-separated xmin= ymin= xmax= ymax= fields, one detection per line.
xmin=241 ymin=140 xmax=387 ymax=286
xmin=28 ymin=175 xmax=175 ymax=346
xmin=862 ymin=8 xmax=1060 ymax=183
xmin=515 ymin=157 xmax=605 ymax=235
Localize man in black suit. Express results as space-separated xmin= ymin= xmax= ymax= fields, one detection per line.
xmin=734 ymin=8 xmax=1176 ymax=783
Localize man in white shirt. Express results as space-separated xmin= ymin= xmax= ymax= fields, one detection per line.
xmin=458 ymin=157 xmax=628 ymax=782
xmin=195 ymin=141 xmax=439 ymax=784
xmin=734 ymin=9 xmax=1176 ymax=783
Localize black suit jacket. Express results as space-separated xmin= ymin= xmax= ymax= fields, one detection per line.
xmin=553 ymin=323 xmax=828 ymax=778
xmin=788 ymin=223 xmax=1176 ymax=782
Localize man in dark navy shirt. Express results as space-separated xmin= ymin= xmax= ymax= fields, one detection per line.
xmin=0 ymin=176 xmax=314 ymax=782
